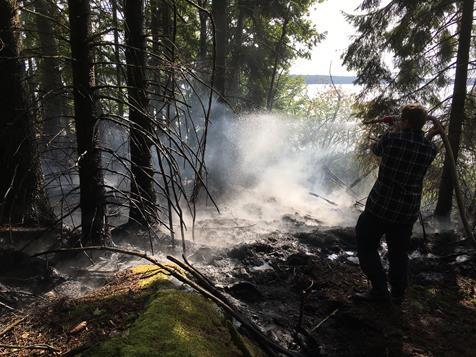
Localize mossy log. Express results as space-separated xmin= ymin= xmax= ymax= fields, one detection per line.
xmin=85 ymin=265 xmax=263 ymax=357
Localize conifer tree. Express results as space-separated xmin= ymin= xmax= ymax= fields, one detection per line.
xmin=0 ymin=0 xmax=54 ymax=225
xmin=344 ymin=0 xmax=475 ymax=217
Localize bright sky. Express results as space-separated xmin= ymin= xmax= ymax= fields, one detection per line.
xmin=290 ymin=0 xmax=362 ymax=76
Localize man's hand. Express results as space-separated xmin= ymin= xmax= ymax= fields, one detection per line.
xmin=380 ymin=115 xmax=398 ymax=125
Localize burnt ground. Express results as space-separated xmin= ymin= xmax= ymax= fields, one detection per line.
xmin=196 ymin=224 xmax=476 ymax=356
xmin=0 ymin=218 xmax=475 ymax=356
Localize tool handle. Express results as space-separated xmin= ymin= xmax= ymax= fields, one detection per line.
xmin=363 ymin=115 xmax=398 ymax=125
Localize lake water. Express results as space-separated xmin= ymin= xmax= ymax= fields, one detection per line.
xmin=307 ymin=83 xmax=470 ymax=103
xmin=307 ymin=83 xmax=361 ymax=98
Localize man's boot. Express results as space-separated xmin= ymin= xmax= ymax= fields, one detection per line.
xmin=352 ymin=287 xmax=390 ymax=303
xmin=390 ymin=287 xmax=405 ymax=305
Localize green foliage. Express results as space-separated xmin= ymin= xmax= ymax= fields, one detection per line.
xmin=273 ymin=75 xmax=361 ymax=153
xmin=227 ymin=0 xmax=324 ymax=109
xmin=272 ymin=74 xmax=310 ymax=115
xmin=343 ymin=0 xmax=461 ymax=115
xmin=343 ymin=0 xmax=476 ymax=206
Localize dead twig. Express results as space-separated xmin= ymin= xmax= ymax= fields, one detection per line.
xmin=168 ymin=255 xmax=232 ymax=307
xmin=0 ymin=316 xmax=26 ymax=337
xmin=0 ymin=300 xmax=16 ymax=312
xmin=0 ymin=343 xmax=59 ymax=352
xmin=33 ymin=246 xmax=303 ymax=357
xmin=309 ymin=192 xmax=338 ymax=206
xmin=60 ymin=344 xmax=91 ymax=356
xmin=296 ymin=280 xmax=314 ymax=330
xmin=310 ymin=308 xmax=339 ymax=333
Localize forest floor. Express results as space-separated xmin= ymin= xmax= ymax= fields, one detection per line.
xmin=0 ymin=213 xmax=475 ymax=356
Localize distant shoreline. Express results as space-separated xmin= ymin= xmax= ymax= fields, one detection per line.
xmin=295 ymin=74 xmax=474 ymax=86
xmin=292 ymin=74 xmax=357 ymax=85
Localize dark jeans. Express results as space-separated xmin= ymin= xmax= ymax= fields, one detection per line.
xmin=355 ymin=211 xmax=414 ymax=295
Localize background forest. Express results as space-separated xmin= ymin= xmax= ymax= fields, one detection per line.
xmin=2 ymin=0 xmax=475 ymax=249
xmin=1 ymin=0 xmax=476 ymax=356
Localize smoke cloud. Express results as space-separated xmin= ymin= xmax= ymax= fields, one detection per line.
xmin=192 ymin=109 xmax=368 ymax=244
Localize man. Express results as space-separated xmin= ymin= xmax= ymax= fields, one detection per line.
xmin=354 ymin=104 xmax=439 ymax=305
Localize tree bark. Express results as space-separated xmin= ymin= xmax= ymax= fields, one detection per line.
xmin=266 ymin=15 xmax=289 ymax=111
xmin=435 ymin=0 xmax=474 ymax=217
xmin=68 ymin=0 xmax=109 ymax=244
xmin=198 ymin=0 xmax=208 ymax=63
xmin=124 ymin=0 xmax=156 ymax=226
xmin=33 ymin=0 xmax=66 ymax=141
xmin=228 ymin=1 xmax=244 ymax=106
xmin=149 ymin=0 xmax=162 ymax=118
xmin=0 ymin=0 xmax=54 ymax=225
xmin=212 ymin=0 xmax=227 ymax=100
xmin=111 ymin=0 xmax=124 ymax=118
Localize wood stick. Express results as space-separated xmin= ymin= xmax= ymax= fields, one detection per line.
xmin=33 ymin=246 xmax=302 ymax=357
xmin=0 ymin=343 xmax=59 ymax=352
xmin=310 ymin=308 xmax=339 ymax=333
xmin=0 ymin=301 xmax=16 ymax=312
xmin=429 ymin=117 xmax=476 ymax=247
xmin=0 ymin=317 xmax=26 ymax=337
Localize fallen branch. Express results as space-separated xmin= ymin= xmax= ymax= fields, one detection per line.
xmin=310 ymin=308 xmax=339 ymax=333
xmin=429 ymin=117 xmax=476 ymax=247
xmin=33 ymin=246 xmax=303 ymax=357
xmin=168 ymin=255 xmax=230 ymax=304
xmin=297 ymin=280 xmax=314 ymax=330
xmin=0 ymin=343 xmax=59 ymax=352
xmin=226 ymin=320 xmax=254 ymax=357
xmin=0 ymin=300 xmax=16 ymax=312
xmin=195 ymin=224 xmax=257 ymax=230
xmin=61 ymin=344 xmax=92 ymax=357
xmin=0 ymin=316 xmax=26 ymax=337
xmin=309 ymin=192 xmax=338 ymax=206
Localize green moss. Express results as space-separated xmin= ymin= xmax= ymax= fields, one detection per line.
xmin=86 ymin=289 xmax=255 ymax=357
xmin=131 ymin=264 xmax=178 ymax=288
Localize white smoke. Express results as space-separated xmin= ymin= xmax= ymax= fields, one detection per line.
xmin=194 ymin=109 xmax=366 ymax=241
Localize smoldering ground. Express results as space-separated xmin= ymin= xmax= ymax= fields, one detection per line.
xmin=189 ymin=107 xmax=369 ymax=246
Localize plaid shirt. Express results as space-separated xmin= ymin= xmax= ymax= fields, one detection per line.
xmin=365 ymin=129 xmax=437 ymax=223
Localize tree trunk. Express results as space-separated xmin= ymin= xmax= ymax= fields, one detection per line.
xmin=198 ymin=0 xmax=208 ymax=63
xmin=0 ymin=0 xmax=54 ymax=225
xmin=435 ymin=0 xmax=474 ymax=217
xmin=111 ymin=0 xmax=124 ymax=118
xmin=33 ymin=0 xmax=66 ymax=142
xmin=149 ymin=0 xmax=161 ymax=117
xmin=158 ymin=0 xmax=176 ymax=239
xmin=68 ymin=0 xmax=109 ymax=244
xmin=124 ymin=0 xmax=156 ymax=226
xmin=212 ymin=0 xmax=227 ymax=100
xmin=266 ymin=15 xmax=289 ymax=111
xmin=228 ymin=1 xmax=244 ymax=106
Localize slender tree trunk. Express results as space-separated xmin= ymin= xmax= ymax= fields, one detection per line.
xmin=33 ymin=0 xmax=66 ymax=141
xmin=212 ymin=0 xmax=227 ymax=100
xmin=158 ymin=0 xmax=176 ymax=240
xmin=435 ymin=0 xmax=474 ymax=217
xmin=0 ymin=0 xmax=54 ymax=225
xmin=228 ymin=1 xmax=244 ymax=106
xmin=124 ymin=0 xmax=156 ymax=226
xmin=150 ymin=0 xmax=161 ymax=117
xmin=197 ymin=0 xmax=208 ymax=63
xmin=68 ymin=0 xmax=109 ymax=244
xmin=266 ymin=15 xmax=289 ymax=111
xmin=111 ymin=0 xmax=124 ymax=118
